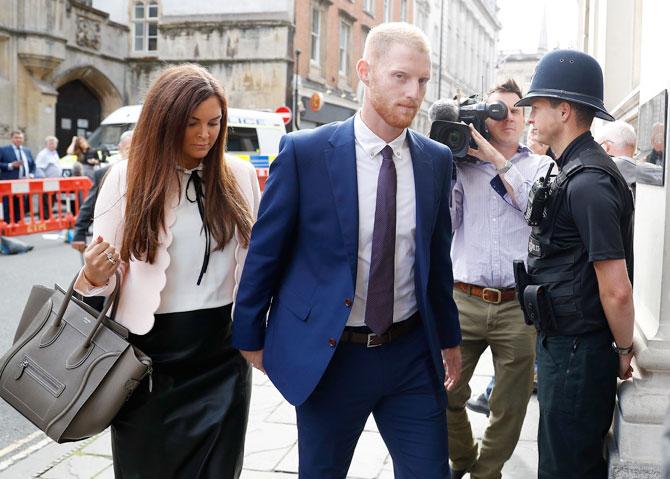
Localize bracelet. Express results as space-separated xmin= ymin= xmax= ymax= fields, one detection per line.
xmin=611 ymin=341 xmax=634 ymax=355
xmin=82 ymin=269 xmax=108 ymax=288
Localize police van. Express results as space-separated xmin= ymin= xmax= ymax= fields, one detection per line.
xmin=62 ymin=105 xmax=286 ymax=173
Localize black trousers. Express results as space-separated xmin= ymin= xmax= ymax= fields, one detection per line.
xmin=536 ymin=328 xmax=618 ymax=479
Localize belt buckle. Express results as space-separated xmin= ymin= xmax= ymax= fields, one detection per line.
xmin=482 ymin=287 xmax=502 ymax=304
xmin=366 ymin=333 xmax=382 ymax=348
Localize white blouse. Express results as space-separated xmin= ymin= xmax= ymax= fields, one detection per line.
xmin=156 ymin=165 xmax=237 ymax=314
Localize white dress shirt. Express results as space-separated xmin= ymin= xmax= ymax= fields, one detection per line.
xmin=346 ymin=113 xmax=418 ymax=327
xmin=450 ymin=146 xmax=554 ymax=287
xmin=11 ymin=146 xmax=30 ymax=177
xmin=35 ymin=148 xmax=62 ymax=177
xmin=156 ymin=165 xmax=237 ymax=314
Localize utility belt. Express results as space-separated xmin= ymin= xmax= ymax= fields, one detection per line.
xmin=513 ymin=260 xmax=558 ymax=333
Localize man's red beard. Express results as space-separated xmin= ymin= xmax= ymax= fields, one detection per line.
xmin=368 ymin=91 xmax=418 ymax=129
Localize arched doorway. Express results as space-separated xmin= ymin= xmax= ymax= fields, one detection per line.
xmin=55 ymin=80 xmax=102 ymax=156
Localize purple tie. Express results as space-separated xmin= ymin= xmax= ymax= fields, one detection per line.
xmin=364 ymin=145 xmax=396 ymax=335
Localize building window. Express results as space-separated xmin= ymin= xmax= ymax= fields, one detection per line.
xmin=361 ymin=26 xmax=370 ymax=55
xmin=363 ymin=0 xmax=374 ymax=14
xmin=339 ymin=19 xmax=352 ymax=76
xmin=400 ymin=0 xmax=408 ymax=22
xmin=384 ymin=0 xmax=391 ymax=22
xmin=133 ymin=1 xmax=159 ymax=52
xmin=310 ymin=7 xmax=321 ymax=65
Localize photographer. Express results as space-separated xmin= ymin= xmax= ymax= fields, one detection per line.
xmin=447 ymin=79 xmax=554 ymax=479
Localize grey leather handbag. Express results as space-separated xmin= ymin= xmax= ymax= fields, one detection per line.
xmin=0 ymin=273 xmax=152 ymax=443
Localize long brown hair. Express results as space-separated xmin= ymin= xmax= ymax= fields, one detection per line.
xmin=120 ymin=63 xmax=253 ymax=263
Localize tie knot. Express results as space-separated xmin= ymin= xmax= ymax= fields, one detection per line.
xmin=381 ymin=145 xmax=394 ymax=161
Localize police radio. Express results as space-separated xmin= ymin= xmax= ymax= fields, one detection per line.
xmin=524 ymin=163 xmax=555 ymax=226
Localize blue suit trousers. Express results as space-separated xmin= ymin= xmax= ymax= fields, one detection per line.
xmin=296 ymin=327 xmax=450 ymax=479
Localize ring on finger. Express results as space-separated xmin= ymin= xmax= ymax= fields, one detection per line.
xmin=105 ymin=252 xmax=117 ymax=265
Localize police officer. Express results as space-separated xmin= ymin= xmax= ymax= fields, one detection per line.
xmin=515 ymin=50 xmax=635 ymax=478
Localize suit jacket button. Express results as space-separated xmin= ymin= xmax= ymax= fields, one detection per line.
xmin=344 ymin=298 xmax=353 ymax=307
xmin=328 ymin=338 xmax=337 ymax=347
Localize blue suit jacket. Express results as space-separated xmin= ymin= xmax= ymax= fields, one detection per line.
xmin=0 ymin=145 xmax=35 ymax=180
xmin=232 ymin=117 xmax=461 ymax=406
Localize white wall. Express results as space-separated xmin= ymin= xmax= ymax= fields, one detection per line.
xmin=634 ymin=0 xmax=670 ymax=340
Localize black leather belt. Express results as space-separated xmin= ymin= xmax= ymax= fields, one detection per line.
xmin=340 ymin=313 xmax=421 ymax=348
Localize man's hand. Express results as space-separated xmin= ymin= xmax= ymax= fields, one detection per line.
xmin=11 ymin=160 xmax=22 ymax=169
xmin=71 ymin=241 xmax=87 ymax=253
xmin=442 ymin=346 xmax=462 ymax=391
xmin=618 ymin=352 xmax=634 ymax=380
xmin=240 ymin=349 xmax=265 ymax=374
xmin=467 ymin=124 xmax=506 ymax=169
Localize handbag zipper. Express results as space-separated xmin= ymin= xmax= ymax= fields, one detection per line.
xmin=15 ymin=356 xmax=64 ymax=397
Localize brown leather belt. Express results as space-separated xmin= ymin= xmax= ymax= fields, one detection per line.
xmin=340 ymin=313 xmax=421 ymax=348
xmin=455 ymin=282 xmax=516 ymax=304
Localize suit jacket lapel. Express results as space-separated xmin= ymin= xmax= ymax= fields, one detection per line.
xmin=324 ymin=117 xmax=359 ymax=287
xmin=408 ymin=131 xmax=434 ymax=290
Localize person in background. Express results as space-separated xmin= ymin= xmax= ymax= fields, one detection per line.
xmin=467 ymin=125 xmax=553 ymax=420
xmin=34 ymin=135 xmax=63 ymax=220
xmin=594 ymin=120 xmax=637 ymax=190
xmin=72 ymin=130 xmax=134 ymax=253
xmin=0 ymin=130 xmax=35 ymax=223
xmin=67 ymin=135 xmax=101 ymax=179
xmin=35 ymin=136 xmax=62 ymax=178
xmin=645 ymin=122 xmax=664 ymax=166
xmin=447 ymin=79 xmax=553 ymax=479
xmin=74 ymin=64 xmax=260 ymax=478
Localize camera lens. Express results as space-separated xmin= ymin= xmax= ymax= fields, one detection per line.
xmin=447 ymin=130 xmax=466 ymax=150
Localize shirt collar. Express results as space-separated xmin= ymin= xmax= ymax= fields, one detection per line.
xmin=354 ymin=112 xmax=407 ymax=159
xmin=177 ymin=163 xmax=204 ymax=174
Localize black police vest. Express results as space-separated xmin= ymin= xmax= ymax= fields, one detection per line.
xmin=527 ymin=148 xmax=634 ymax=335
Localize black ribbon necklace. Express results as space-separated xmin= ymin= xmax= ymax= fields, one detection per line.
xmin=185 ymin=170 xmax=210 ymax=285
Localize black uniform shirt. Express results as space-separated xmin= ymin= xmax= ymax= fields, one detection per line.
xmin=550 ymin=131 xmax=629 ymax=330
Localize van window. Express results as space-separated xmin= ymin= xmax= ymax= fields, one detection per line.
xmin=87 ymin=123 xmax=134 ymax=152
xmin=227 ymin=126 xmax=260 ymax=154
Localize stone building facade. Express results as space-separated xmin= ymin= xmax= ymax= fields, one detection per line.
xmin=0 ymin=0 xmax=295 ymax=155
xmin=1 ymin=0 xmax=500 ymax=152
xmin=0 ymin=0 xmax=128 ymax=155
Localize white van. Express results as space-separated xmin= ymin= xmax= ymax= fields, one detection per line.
xmin=80 ymin=105 xmax=286 ymax=169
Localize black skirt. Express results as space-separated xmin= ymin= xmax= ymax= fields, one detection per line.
xmin=111 ymin=304 xmax=251 ymax=479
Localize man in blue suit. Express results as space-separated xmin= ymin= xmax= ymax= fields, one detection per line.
xmin=233 ymin=22 xmax=462 ymax=478
xmin=0 ymin=130 xmax=35 ymax=222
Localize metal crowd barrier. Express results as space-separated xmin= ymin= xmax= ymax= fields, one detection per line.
xmin=0 ymin=177 xmax=93 ymax=237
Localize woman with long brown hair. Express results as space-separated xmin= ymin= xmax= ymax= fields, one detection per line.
xmin=74 ymin=64 xmax=260 ymax=478
xmin=67 ymin=135 xmax=102 ymax=179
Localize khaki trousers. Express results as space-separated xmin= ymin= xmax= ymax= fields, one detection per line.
xmin=447 ymin=288 xmax=536 ymax=479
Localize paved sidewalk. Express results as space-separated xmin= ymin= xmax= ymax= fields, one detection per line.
xmin=0 ymin=348 xmax=539 ymax=478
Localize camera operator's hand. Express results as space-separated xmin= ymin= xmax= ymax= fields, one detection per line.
xmin=467 ymin=124 xmax=507 ymax=170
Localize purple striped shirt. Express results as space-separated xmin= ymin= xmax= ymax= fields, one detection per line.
xmin=450 ymin=146 xmax=555 ymax=288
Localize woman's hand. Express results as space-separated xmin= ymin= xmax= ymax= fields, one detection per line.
xmin=82 ymin=236 xmax=121 ymax=287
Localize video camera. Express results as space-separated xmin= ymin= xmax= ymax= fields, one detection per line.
xmin=428 ymin=96 xmax=508 ymax=160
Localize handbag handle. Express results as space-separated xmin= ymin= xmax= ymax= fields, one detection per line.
xmin=52 ymin=271 xmax=121 ymax=349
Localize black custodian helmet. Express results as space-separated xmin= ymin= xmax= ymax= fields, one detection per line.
xmin=515 ymin=49 xmax=614 ymax=121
